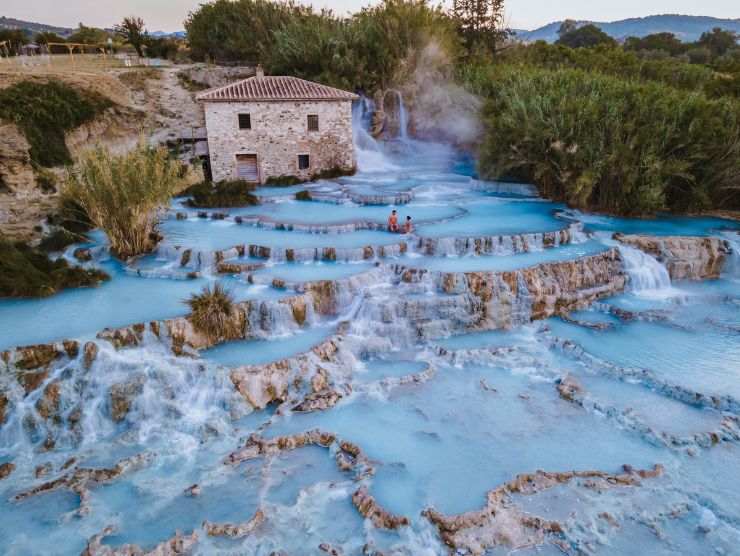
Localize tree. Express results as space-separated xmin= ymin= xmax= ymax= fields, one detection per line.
xmin=0 ymin=29 xmax=29 ymax=54
xmin=698 ymin=27 xmax=738 ymax=58
xmin=35 ymin=32 xmax=67 ymax=45
xmin=557 ymin=19 xmax=578 ymax=38
xmin=624 ymin=32 xmax=685 ymax=56
xmin=556 ymin=24 xmax=616 ymax=49
xmin=115 ymin=16 xmax=147 ymax=57
xmin=451 ymin=0 xmax=509 ymax=53
xmin=68 ymin=23 xmax=109 ymax=45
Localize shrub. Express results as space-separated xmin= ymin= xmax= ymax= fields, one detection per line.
xmin=182 ymin=180 xmax=259 ymax=207
xmin=478 ymin=66 xmax=740 ymax=215
xmin=186 ymin=283 xmax=241 ymax=341
xmin=295 ymin=190 xmax=312 ymax=201
xmin=0 ymin=80 xmax=113 ymax=167
xmin=118 ymin=68 xmax=162 ymax=91
xmin=0 ymin=239 xmax=108 ymax=298
xmin=64 ymin=141 xmax=188 ymax=259
xmin=264 ymin=175 xmax=304 ymax=187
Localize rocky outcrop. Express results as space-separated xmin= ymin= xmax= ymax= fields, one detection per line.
xmin=423 ymin=464 xmax=664 ymax=554
xmin=82 ymin=526 xmax=197 ymax=556
xmin=109 ymin=379 xmax=145 ymax=422
xmin=614 ymin=234 xmax=730 ymax=280
xmin=352 ymin=486 xmax=409 ymax=529
xmin=15 ymin=453 xmax=153 ymax=516
xmin=0 ymin=461 xmax=15 ymax=480
xmin=230 ymin=336 xmax=345 ymax=410
xmin=203 ymin=509 xmax=264 ymax=538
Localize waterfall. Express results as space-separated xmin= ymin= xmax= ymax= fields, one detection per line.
xmin=352 ymin=97 xmax=397 ymax=172
xmin=617 ymin=244 xmax=675 ymax=298
xmin=720 ymin=231 xmax=740 ymax=281
xmin=396 ymin=90 xmax=409 ymax=141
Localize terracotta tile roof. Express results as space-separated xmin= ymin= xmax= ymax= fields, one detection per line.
xmin=197 ymin=75 xmax=359 ymax=102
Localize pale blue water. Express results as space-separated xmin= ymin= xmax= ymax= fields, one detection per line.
xmin=1 ymin=135 xmax=739 ymax=555
xmin=159 ymin=218 xmax=402 ymax=251
xmin=201 ymin=326 xmax=335 ymax=367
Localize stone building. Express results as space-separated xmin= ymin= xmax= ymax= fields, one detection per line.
xmin=197 ymin=67 xmax=358 ymax=183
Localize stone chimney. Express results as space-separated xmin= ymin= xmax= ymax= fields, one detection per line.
xmin=256 ymin=64 xmax=264 ymax=78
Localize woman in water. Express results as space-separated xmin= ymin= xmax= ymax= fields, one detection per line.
xmin=403 ymin=215 xmax=413 ymax=233
xmin=387 ymin=209 xmax=399 ymax=232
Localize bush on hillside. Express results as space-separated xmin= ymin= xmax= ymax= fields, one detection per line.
xmin=0 ymin=80 xmax=112 ymax=167
xmin=0 ymin=239 xmax=108 ymax=298
xmin=182 ymin=180 xmax=259 ymax=207
xmin=64 ymin=141 xmax=187 ymax=259
xmin=478 ymin=67 xmax=740 ymax=215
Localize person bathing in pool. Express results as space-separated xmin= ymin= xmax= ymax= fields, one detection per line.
xmin=403 ymin=215 xmax=413 ymax=234
xmin=387 ymin=209 xmax=399 ymax=232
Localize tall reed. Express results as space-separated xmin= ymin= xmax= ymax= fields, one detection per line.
xmin=64 ymin=141 xmax=187 ymax=259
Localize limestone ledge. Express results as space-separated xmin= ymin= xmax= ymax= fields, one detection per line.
xmin=423 ymin=464 xmax=664 ymax=555
xmin=416 ymin=223 xmax=581 ymax=257
xmin=229 ymin=334 xmax=351 ymax=410
xmin=82 ymin=526 xmax=198 ymax=556
xmin=161 ymin=240 xmax=408 ymax=268
xmin=614 ymin=233 xmax=731 ymax=280
xmin=394 ymin=248 xmax=626 ymax=329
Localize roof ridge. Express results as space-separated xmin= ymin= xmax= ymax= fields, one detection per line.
xmin=196 ymin=74 xmax=358 ymax=102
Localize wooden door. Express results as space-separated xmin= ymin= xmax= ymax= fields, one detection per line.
xmin=236 ymin=154 xmax=259 ymax=182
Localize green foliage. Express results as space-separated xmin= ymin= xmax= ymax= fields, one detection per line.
xmin=556 ymin=24 xmax=617 ymax=49
xmin=477 ymin=66 xmax=740 ymax=215
xmin=0 ymin=239 xmax=108 ymax=298
xmin=698 ymin=27 xmax=738 ymax=57
xmin=185 ymin=0 xmax=460 ymax=91
xmin=624 ymin=33 xmax=686 ymax=56
xmin=115 ymin=16 xmax=147 ymax=57
xmin=186 ymin=283 xmax=240 ymax=341
xmin=145 ymin=37 xmax=180 ymax=59
xmin=183 ymin=180 xmax=259 ymax=207
xmin=451 ymin=0 xmax=508 ymax=54
xmin=295 ymin=190 xmax=312 ymax=201
xmin=68 ymin=23 xmax=109 ymax=45
xmin=264 ymin=175 xmax=304 ymax=186
xmin=35 ymin=31 xmax=67 ymax=45
xmin=64 ymin=141 xmax=188 ymax=259
xmin=0 ymin=80 xmax=112 ymax=167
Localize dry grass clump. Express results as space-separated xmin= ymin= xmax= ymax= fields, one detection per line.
xmin=118 ymin=68 xmax=162 ymax=92
xmin=186 ymin=283 xmax=241 ymax=341
xmin=64 ymin=140 xmax=188 ymax=259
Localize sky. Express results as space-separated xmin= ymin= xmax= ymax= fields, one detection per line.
xmin=2 ymin=0 xmax=738 ymax=33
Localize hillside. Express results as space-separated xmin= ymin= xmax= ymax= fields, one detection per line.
xmin=516 ymin=14 xmax=740 ymax=43
xmin=0 ymin=16 xmax=74 ymax=37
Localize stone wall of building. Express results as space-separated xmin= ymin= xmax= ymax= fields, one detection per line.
xmin=204 ymin=100 xmax=355 ymax=183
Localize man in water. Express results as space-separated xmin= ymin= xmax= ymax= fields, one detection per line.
xmin=404 ymin=215 xmax=413 ymax=234
xmin=388 ymin=209 xmax=399 ymax=232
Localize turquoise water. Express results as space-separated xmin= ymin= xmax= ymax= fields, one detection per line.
xmin=1 ymin=134 xmax=739 ymax=555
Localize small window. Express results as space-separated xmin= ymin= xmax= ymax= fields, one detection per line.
xmin=307 ymin=114 xmax=319 ymax=132
xmin=238 ymin=113 xmax=251 ymax=129
xmin=298 ymin=154 xmax=310 ymax=170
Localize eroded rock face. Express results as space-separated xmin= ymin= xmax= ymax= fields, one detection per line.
xmin=109 ymin=379 xmax=145 ymax=422
xmin=614 ymin=234 xmax=730 ymax=280
xmin=423 ymin=464 xmax=664 ymax=554
xmin=0 ymin=391 xmax=8 ymax=425
xmin=399 ymin=249 xmax=626 ymax=332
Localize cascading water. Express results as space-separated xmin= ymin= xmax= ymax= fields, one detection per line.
xmin=396 ymin=90 xmax=409 ymax=141
xmin=616 ymin=243 xmax=676 ymax=298
xmin=2 ymin=135 xmax=740 ymax=555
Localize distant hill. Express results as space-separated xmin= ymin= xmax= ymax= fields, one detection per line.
xmin=0 ymin=16 xmax=74 ymax=37
xmin=515 ymin=14 xmax=740 ymax=43
xmin=0 ymin=16 xmax=185 ymax=39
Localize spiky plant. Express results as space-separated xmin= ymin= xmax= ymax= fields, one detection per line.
xmin=186 ymin=283 xmax=241 ymax=341
xmin=64 ymin=140 xmax=188 ymax=259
